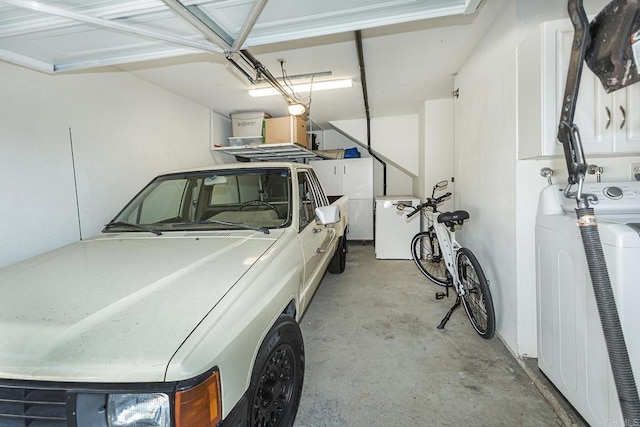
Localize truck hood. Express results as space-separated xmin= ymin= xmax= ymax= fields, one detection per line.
xmin=0 ymin=231 xmax=279 ymax=383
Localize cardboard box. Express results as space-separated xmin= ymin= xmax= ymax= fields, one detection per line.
xmin=265 ymin=116 xmax=309 ymax=148
xmin=231 ymin=112 xmax=270 ymax=138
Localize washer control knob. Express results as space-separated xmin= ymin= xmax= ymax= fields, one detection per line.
xmin=604 ymin=186 xmax=623 ymax=199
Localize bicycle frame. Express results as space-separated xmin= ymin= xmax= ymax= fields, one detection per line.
xmin=422 ymin=209 xmax=465 ymax=296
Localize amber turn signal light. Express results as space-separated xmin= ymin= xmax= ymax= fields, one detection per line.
xmin=175 ymin=371 xmax=222 ymax=426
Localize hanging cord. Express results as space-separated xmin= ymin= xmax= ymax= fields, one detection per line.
xmin=280 ymin=60 xmax=310 ymax=107
xmin=68 ymin=128 xmax=83 ymax=241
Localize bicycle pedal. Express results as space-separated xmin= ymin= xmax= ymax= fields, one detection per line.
xmin=435 ymin=292 xmax=446 ymax=300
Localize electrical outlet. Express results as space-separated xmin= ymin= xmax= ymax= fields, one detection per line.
xmin=630 ymin=163 xmax=640 ymax=181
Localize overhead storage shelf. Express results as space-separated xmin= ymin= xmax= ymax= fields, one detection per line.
xmin=213 ymin=143 xmax=325 ymax=162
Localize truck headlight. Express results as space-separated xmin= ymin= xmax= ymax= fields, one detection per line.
xmin=107 ymin=393 xmax=170 ymax=427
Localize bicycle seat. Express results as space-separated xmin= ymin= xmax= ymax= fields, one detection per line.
xmin=438 ymin=210 xmax=470 ymax=224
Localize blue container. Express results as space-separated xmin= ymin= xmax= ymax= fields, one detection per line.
xmin=344 ymin=147 xmax=361 ymax=158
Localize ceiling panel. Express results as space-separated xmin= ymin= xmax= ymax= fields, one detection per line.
xmin=0 ymin=0 xmax=478 ymax=72
xmin=246 ymin=0 xmax=471 ymax=45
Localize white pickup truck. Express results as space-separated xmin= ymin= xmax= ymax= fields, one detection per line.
xmin=0 ymin=162 xmax=348 ymax=427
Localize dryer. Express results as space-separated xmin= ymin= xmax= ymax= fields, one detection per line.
xmin=536 ymin=181 xmax=640 ymax=427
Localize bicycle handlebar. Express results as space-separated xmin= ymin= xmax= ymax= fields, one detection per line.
xmin=405 ymin=192 xmax=452 ymax=218
xmin=406 ymin=207 xmax=421 ymax=218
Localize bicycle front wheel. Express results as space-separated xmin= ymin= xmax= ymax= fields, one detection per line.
xmin=457 ymin=248 xmax=495 ymax=339
xmin=411 ymin=230 xmax=448 ymax=286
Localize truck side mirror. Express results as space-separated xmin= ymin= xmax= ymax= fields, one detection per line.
xmin=315 ymin=205 xmax=340 ymax=225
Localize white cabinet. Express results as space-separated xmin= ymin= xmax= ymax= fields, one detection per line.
xmin=311 ymin=158 xmax=373 ymax=198
xmin=311 ymin=161 xmax=340 ymax=195
xmin=541 ymin=18 xmax=640 ymax=157
xmin=311 ymin=158 xmax=373 ymax=240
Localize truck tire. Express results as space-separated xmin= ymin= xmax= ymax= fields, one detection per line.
xmin=248 ymin=316 xmax=305 ymax=427
xmin=328 ymin=236 xmax=346 ymax=274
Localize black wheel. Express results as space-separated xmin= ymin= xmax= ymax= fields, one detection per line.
xmin=456 ymin=248 xmax=495 ymax=339
xmin=248 ymin=316 xmax=305 ymax=427
xmin=328 ymin=236 xmax=346 ymax=274
xmin=411 ymin=230 xmax=448 ymax=286
xmin=241 ymin=200 xmax=279 ymax=213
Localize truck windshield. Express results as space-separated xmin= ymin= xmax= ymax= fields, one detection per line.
xmin=104 ymin=168 xmax=291 ymax=233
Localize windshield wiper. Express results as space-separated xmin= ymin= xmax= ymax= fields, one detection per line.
xmin=103 ymin=221 xmax=162 ymax=236
xmin=172 ymin=220 xmax=270 ymax=235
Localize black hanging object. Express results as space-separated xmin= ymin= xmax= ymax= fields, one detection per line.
xmin=586 ymin=0 xmax=640 ymax=92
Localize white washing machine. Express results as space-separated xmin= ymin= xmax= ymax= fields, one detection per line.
xmin=536 ymin=181 xmax=640 ymax=427
xmin=375 ymin=196 xmax=420 ymax=259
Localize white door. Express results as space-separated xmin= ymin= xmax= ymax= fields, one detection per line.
xmin=341 ymin=158 xmax=373 ymax=199
xmin=614 ymin=85 xmax=640 ymax=152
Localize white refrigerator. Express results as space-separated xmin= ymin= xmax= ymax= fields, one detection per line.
xmin=375 ymin=196 xmax=420 ymax=259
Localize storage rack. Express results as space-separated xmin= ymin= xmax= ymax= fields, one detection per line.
xmin=213 ymin=142 xmax=326 ymax=162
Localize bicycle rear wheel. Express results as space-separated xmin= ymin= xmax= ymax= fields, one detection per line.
xmin=411 ymin=230 xmax=448 ymax=286
xmin=456 ymin=248 xmax=495 ymax=339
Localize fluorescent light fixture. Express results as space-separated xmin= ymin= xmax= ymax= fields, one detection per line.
xmin=249 ymin=78 xmax=353 ymax=97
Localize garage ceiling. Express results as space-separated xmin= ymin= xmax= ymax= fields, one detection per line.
xmin=0 ymin=0 xmax=500 ymax=128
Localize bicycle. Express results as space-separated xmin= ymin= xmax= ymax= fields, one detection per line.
xmin=400 ymin=180 xmax=496 ymax=339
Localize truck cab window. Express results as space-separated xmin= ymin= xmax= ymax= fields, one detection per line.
xmin=298 ymin=172 xmax=320 ymax=229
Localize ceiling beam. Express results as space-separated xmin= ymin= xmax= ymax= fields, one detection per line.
xmin=231 ymin=0 xmax=269 ymax=52
xmin=0 ymin=48 xmax=53 ymax=73
xmin=159 ymin=0 xmax=297 ymax=107
xmin=0 ymin=0 xmax=223 ymax=54
xmin=160 ymin=0 xmax=233 ymax=51
xmin=464 ymin=0 xmax=482 ymax=15
xmin=52 ymin=48 xmax=203 ymax=73
xmin=0 ymin=0 xmax=219 ymax=38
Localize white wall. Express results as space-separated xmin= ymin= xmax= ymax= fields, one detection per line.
xmin=329 ymin=116 xmax=417 ymax=196
xmin=371 ymin=115 xmax=419 ymax=178
xmin=210 ymin=109 xmax=236 ymax=164
xmin=424 ymin=99 xmax=455 ymax=213
xmin=0 ymin=61 xmax=225 ymax=268
xmin=414 ymin=99 xmax=455 ymax=216
xmin=454 ymin=0 xmax=518 ymax=350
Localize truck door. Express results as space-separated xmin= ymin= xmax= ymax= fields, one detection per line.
xmin=296 ymin=170 xmax=332 ymax=309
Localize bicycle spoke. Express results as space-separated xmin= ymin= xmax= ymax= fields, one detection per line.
xmin=465 ymin=296 xmax=488 ymax=329
xmin=457 ymin=248 xmax=495 ymax=339
xmin=412 ymin=231 xmax=448 ymax=286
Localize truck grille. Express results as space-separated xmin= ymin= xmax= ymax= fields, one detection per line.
xmin=0 ymin=385 xmax=67 ymax=427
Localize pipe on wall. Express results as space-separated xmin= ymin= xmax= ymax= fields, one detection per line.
xmin=355 ymin=30 xmax=387 ymax=196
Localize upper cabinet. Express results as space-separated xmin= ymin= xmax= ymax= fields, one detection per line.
xmin=533 ymin=18 xmax=640 ymax=158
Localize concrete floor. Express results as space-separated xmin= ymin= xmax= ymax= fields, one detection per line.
xmin=294 ymin=243 xmax=567 ymax=426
